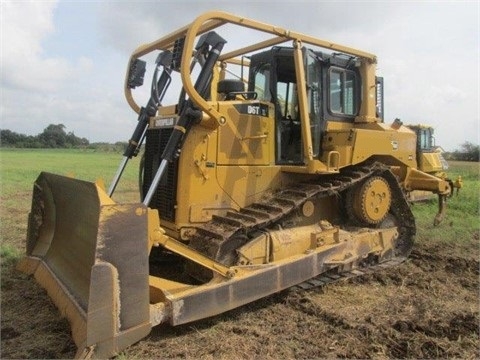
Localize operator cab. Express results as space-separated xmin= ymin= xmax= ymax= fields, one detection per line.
xmin=414 ymin=126 xmax=436 ymax=152
xmin=248 ymin=47 xmax=361 ymax=165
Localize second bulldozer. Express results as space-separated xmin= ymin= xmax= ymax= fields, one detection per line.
xmin=18 ymin=11 xmax=457 ymax=358
xmin=405 ymin=124 xmax=462 ymax=202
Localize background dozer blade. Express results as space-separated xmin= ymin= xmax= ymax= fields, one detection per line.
xmin=17 ymin=172 xmax=152 ymax=358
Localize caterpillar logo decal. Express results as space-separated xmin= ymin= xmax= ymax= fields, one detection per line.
xmin=234 ymin=103 xmax=269 ymax=117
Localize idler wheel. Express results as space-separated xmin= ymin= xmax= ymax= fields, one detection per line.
xmin=351 ymin=176 xmax=391 ymax=225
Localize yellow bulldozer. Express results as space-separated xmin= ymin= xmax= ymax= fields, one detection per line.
xmin=18 ymin=11 xmax=459 ymax=358
xmin=405 ymin=124 xmax=462 ymax=201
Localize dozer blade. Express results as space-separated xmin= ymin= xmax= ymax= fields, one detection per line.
xmin=17 ymin=172 xmax=151 ymax=359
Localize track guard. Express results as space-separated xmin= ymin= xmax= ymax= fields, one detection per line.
xmin=17 ymin=172 xmax=151 ymax=358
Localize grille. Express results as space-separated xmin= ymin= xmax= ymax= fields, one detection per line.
xmin=143 ymin=128 xmax=178 ymax=222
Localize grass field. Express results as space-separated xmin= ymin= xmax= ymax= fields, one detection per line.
xmin=0 ymin=148 xmax=140 ymax=253
xmin=1 ymin=149 xmax=478 ymax=359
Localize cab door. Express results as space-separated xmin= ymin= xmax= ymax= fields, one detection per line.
xmin=274 ymin=49 xmax=323 ymax=164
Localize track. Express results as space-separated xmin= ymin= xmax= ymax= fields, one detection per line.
xmin=187 ymin=162 xmax=416 ymax=283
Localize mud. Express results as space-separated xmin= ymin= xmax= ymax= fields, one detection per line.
xmin=1 ymin=234 xmax=479 ymax=359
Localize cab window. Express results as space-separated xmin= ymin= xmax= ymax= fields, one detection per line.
xmin=419 ymin=129 xmax=433 ymax=150
xmin=329 ymin=68 xmax=357 ymax=116
xmin=253 ymin=63 xmax=271 ymax=101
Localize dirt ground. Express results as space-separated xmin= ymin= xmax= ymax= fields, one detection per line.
xmin=1 ymin=230 xmax=478 ymax=359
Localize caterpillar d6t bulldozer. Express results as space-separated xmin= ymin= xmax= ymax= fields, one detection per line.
xmin=405 ymin=124 xmax=462 ymax=201
xmin=18 ymin=11 xmax=455 ymax=358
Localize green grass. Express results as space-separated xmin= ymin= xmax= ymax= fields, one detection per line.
xmin=0 ymin=243 xmax=21 ymax=265
xmin=0 ymin=148 xmax=141 ymax=250
xmin=411 ymin=161 xmax=480 ymax=251
xmin=0 ymin=148 xmax=140 ymax=193
xmin=0 ymin=148 xmax=141 ymax=202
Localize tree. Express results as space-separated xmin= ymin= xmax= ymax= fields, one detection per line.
xmin=448 ymin=141 xmax=480 ymax=161
xmin=66 ymin=131 xmax=89 ymax=147
xmin=38 ymin=124 xmax=67 ymax=148
xmin=0 ymin=129 xmax=22 ymax=146
xmin=459 ymin=142 xmax=480 ymax=161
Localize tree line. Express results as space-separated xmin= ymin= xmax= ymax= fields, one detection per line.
xmin=0 ymin=124 xmax=89 ymax=148
xmin=443 ymin=142 xmax=479 ymax=162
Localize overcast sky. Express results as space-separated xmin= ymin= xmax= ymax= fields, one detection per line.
xmin=1 ymin=0 xmax=478 ymax=151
